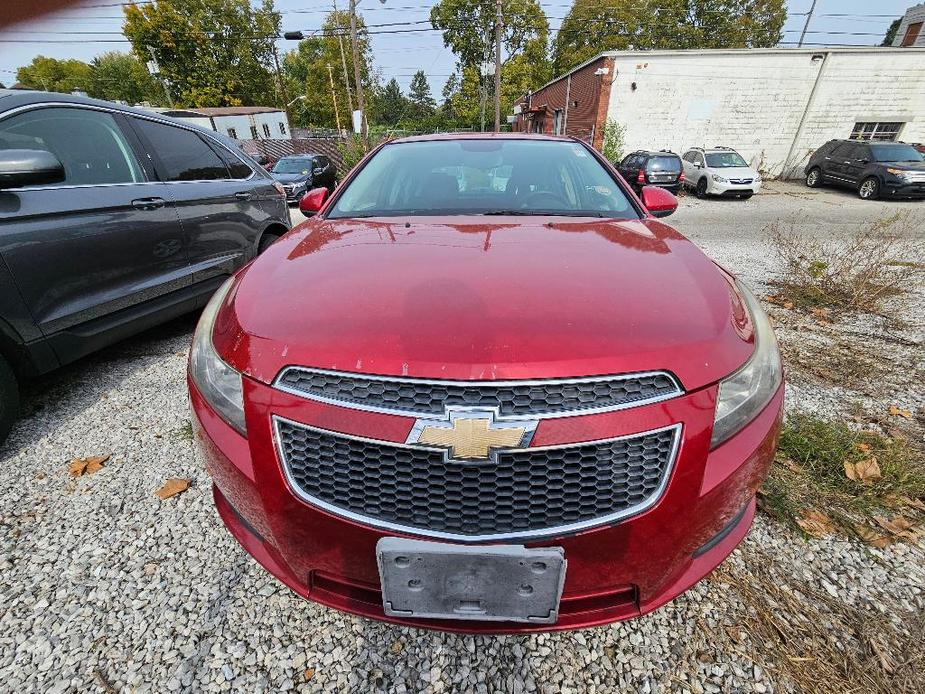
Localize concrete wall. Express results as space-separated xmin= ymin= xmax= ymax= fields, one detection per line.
xmin=893 ymin=3 xmax=925 ymax=47
xmin=601 ymin=49 xmax=925 ymax=178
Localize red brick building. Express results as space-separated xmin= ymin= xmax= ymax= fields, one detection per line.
xmin=511 ymin=55 xmax=615 ymax=150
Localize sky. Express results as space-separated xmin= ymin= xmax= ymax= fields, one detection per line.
xmin=0 ymin=0 xmax=915 ymax=97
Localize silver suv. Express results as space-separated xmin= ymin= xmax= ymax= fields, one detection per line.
xmin=682 ymin=147 xmax=762 ymax=199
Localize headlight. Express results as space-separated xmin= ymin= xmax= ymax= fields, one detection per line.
xmin=711 ymin=282 xmax=782 ymax=448
xmin=712 ymin=174 xmax=729 ymax=183
xmin=190 ymin=278 xmax=247 ymax=435
xmin=886 ymin=167 xmax=909 ymax=179
xmin=753 ymin=173 xmax=762 ymax=182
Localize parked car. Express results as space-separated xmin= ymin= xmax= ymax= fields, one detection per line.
xmin=269 ymin=154 xmax=337 ymax=204
xmin=189 ymin=133 xmax=783 ymax=633
xmin=681 ymin=147 xmax=761 ymax=199
xmin=804 ymin=139 xmax=925 ymax=200
xmin=617 ymin=149 xmax=684 ymax=194
xmin=0 ymin=90 xmax=291 ymax=443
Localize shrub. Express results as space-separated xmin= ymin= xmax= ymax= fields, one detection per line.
xmin=600 ymin=119 xmax=625 ymax=164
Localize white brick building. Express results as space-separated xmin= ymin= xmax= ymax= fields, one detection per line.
xmin=893 ymin=3 xmax=925 ymax=47
xmin=517 ymin=47 xmax=925 ymax=178
xmin=155 ymin=106 xmax=291 ymax=142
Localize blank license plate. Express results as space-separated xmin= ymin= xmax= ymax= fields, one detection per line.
xmin=376 ymin=538 xmax=566 ymax=623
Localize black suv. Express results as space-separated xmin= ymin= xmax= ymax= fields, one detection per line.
xmin=804 ymin=139 xmax=925 ymax=200
xmin=0 ymin=90 xmax=291 ymax=443
xmin=617 ymin=150 xmax=684 ymax=194
xmin=270 ymin=154 xmax=337 ymax=203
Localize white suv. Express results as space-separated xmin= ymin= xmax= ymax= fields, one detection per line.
xmin=681 ymin=147 xmax=762 ymax=199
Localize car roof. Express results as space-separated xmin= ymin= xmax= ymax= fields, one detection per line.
xmin=630 ymin=150 xmax=679 ymax=156
xmin=389 ymin=132 xmax=574 ymax=145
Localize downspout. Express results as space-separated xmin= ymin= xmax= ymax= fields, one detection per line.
xmin=782 ymin=51 xmax=829 ymax=179
xmin=563 ymin=73 xmax=571 ymax=136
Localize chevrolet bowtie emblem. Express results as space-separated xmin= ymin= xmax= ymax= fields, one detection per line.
xmin=407 ymin=409 xmax=537 ymax=462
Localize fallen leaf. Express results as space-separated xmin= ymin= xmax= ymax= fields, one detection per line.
xmin=843 ymin=457 xmax=881 ymax=484
xmin=853 ymin=524 xmax=894 ymax=548
xmin=143 ymin=563 xmax=158 ymax=576
xmin=155 ymin=478 xmax=189 ymax=500
xmin=905 ymin=497 xmax=925 ymax=513
xmin=779 ymin=458 xmax=804 ymax=474
xmin=888 ymin=405 xmax=912 ymax=419
xmin=796 ymin=509 xmax=835 ymax=538
xmin=810 ymin=307 xmax=831 ymax=324
xmin=303 ymin=668 xmax=315 ymax=682
xmin=869 ymin=636 xmax=896 ymax=675
xmin=766 ymin=294 xmax=795 ymax=310
xmin=873 ymin=514 xmax=921 ymax=541
xmin=68 ymin=455 xmax=110 ymax=477
xmin=855 ymin=442 xmax=873 ymax=454
xmin=389 ymin=640 xmax=403 ymax=655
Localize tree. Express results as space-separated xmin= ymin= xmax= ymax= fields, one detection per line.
xmin=88 ymin=51 xmax=160 ymax=104
xmin=600 ymin=119 xmax=626 ymax=163
xmin=552 ymin=0 xmax=787 ymax=73
xmin=375 ymin=78 xmax=409 ymax=125
xmin=282 ymin=10 xmax=374 ymax=129
xmin=123 ymin=0 xmax=281 ymax=107
xmin=430 ymin=0 xmax=550 ymax=129
xmin=440 ymin=72 xmax=460 ymax=122
xmin=17 ymin=56 xmax=93 ymax=94
xmin=408 ymin=70 xmax=436 ymax=118
xmin=882 ymin=18 xmax=901 ymax=46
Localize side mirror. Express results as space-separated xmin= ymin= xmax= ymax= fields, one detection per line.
xmin=0 ymin=149 xmax=65 ymax=189
xmin=298 ymin=187 xmax=329 ymax=216
xmin=641 ymin=185 xmax=678 ymax=219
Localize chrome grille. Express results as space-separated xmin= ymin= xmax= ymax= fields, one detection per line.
xmin=729 ymin=178 xmax=753 ymax=185
xmin=274 ymin=368 xmax=682 ymax=419
xmin=275 ymin=417 xmax=681 ymax=541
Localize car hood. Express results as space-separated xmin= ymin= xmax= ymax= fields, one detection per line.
xmin=878 ymin=161 xmax=925 ymax=171
xmin=215 ymin=216 xmax=755 ymax=391
xmin=271 ymin=173 xmax=310 ymax=183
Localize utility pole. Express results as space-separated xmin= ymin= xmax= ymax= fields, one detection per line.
xmin=333 ymin=0 xmax=354 ymax=114
xmin=326 ymin=64 xmax=342 ymax=132
xmin=797 ymin=0 xmax=817 ymax=47
xmin=493 ymin=0 xmax=502 ymax=132
xmin=272 ymin=46 xmax=294 ymax=132
xmin=147 ymin=47 xmax=174 ymax=107
xmin=349 ymin=0 xmax=367 ymax=147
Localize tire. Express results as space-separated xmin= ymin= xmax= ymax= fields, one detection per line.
xmin=695 ymin=177 xmax=708 ymax=198
xmin=805 ymin=167 xmax=822 ymax=188
xmin=258 ymin=233 xmax=281 ymax=254
xmin=0 ymin=354 xmax=19 ymax=446
xmin=858 ymin=177 xmax=880 ymax=200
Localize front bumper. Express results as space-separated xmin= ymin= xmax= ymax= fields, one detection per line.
xmin=883 ymin=180 xmax=925 ymax=199
xmin=283 ymin=187 xmax=307 ymax=203
xmin=192 ymin=375 xmax=783 ymax=633
xmin=708 ymin=179 xmax=761 ymax=196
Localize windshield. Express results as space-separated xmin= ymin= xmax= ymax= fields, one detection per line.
xmin=272 ymin=158 xmax=314 ymax=174
xmin=706 ymin=152 xmax=748 ymax=168
xmin=870 ymin=144 xmax=924 ymax=163
xmin=646 ymin=155 xmax=681 ymax=172
xmin=328 ymin=139 xmax=639 ymax=219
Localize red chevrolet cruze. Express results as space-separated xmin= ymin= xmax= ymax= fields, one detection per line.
xmin=188 ymin=134 xmax=783 ymax=633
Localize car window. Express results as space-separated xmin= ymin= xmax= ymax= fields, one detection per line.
xmin=829 ymin=143 xmax=851 ymax=158
xmin=870 ymin=144 xmax=924 ymax=163
xmin=0 ymin=106 xmax=144 ymax=187
xmin=847 ymin=143 xmax=869 ymax=160
xmin=646 ymin=155 xmax=681 ymax=172
xmin=329 ymin=139 xmax=639 ymax=219
xmin=272 ymin=157 xmax=314 ymax=174
xmin=208 ymin=141 xmax=253 ymax=179
xmin=131 ymin=118 xmax=229 ymax=181
xmin=705 ymin=152 xmax=748 ymax=168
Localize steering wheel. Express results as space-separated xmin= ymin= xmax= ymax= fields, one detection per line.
xmin=518 ymin=190 xmax=570 ymax=210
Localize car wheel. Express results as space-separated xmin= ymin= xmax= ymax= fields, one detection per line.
xmin=0 ymin=354 xmax=19 ymax=446
xmin=258 ymin=233 xmax=281 ymax=254
xmin=695 ymin=178 xmax=708 ymax=198
xmin=858 ymin=177 xmax=880 ymax=200
xmin=805 ymin=167 xmax=822 ymax=188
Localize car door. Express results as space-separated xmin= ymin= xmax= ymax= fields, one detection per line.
xmin=0 ymin=105 xmax=189 ymax=356
xmin=842 ymin=143 xmax=871 ymax=185
xmin=617 ymin=154 xmax=638 ymax=185
xmin=314 ymin=155 xmax=335 ymax=189
xmin=823 ymin=143 xmax=852 ymax=184
xmin=127 ymin=116 xmax=269 ymax=287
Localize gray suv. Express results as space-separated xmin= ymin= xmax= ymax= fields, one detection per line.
xmin=0 ymin=90 xmax=291 ymax=443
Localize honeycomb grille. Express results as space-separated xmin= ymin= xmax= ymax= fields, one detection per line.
xmin=275 ymin=419 xmax=680 ymax=540
xmin=275 ymin=369 xmax=681 ymax=418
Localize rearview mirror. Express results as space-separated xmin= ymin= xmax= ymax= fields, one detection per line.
xmin=641 ymin=185 xmax=678 ymax=218
xmin=0 ymin=149 xmax=65 ymax=189
xmin=298 ymin=187 xmax=329 ymax=216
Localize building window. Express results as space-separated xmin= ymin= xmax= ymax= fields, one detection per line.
xmin=279 ymin=121 xmax=287 ymax=135
xmin=227 ymin=127 xmax=237 ymax=139
xmin=262 ymin=123 xmax=271 ymax=138
xmin=850 ymin=122 xmax=903 ymax=142
xmin=901 ymin=21 xmax=922 ymax=47
xmin=553 ymin=109 xmax=563 ymax=136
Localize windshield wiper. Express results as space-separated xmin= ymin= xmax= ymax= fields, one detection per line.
xmin=481 ymin=210 xmax=605 ymax=217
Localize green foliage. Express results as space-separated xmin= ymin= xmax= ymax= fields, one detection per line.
xmin=600 ymin=119 xmax=625 ymax=163
xmin=282 ymin=10 xmax=374 ymax=130
xmin=408 ymin=70 xmax=436 ymax=119
xmin=88 ymin=51 xmax=160 ymax=104
xmin=374 ymin=78 xmax=410 ymax=126
xmin=17 ymin=56 xmax=93 ymax=94
xmin=337 ymin=132 xmax=383 ymax=173
xmin=123 ymin=0 xmax=281 ymax=107
xmin=882 ymin=18 xmax=901 ymax=46
xmin=552 ymin=0 xmax=787 ymax=73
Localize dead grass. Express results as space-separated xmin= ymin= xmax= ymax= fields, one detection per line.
xmin=778 ymin=334 xmax=891 ymax=391
xmin=760 ymin=415 xmax=925 ymax=542
xmin=767 ymin=213 xmax=924 ymax=315
xmin=712 ymin=544 xmax=925 ymax=694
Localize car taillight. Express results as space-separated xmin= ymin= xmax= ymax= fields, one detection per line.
xmin=272 ymin=181 xmax=285 ymax=196
xmin=637 ymin=169 xmax=645 ymax=184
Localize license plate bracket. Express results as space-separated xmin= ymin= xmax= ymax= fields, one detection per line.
xmin=376 ymin=537 xmax=566 ymax=624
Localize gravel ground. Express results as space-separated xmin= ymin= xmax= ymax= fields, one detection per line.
xmin=2 ymin=182 xmax=924 ymax=693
